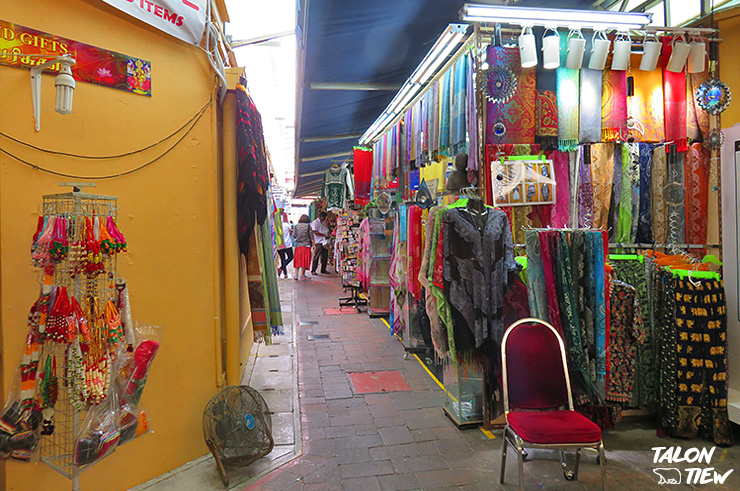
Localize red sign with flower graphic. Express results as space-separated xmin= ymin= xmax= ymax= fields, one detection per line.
xmin=0 ymin=19 xmax=151 ymax=96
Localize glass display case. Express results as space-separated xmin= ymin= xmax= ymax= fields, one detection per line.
xmin=443 ymin=360 xmax=484 ymax=427
xmin=367 ymin=210 xmax=393 ymax=317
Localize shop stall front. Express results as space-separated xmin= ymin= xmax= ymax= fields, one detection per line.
xmin=355 ymin=1 xmax=738 ymax=442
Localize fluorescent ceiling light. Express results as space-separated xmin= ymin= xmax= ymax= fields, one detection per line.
xmin=387 ymin=83 xmax=414 ymax=114
xmin=461 ymin=4 xmax=651 ymax=30
xmin=416 ymin=32 xmax=466 ymax=84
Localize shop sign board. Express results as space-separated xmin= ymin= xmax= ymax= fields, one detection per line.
xmin=100 ymin=0 xmax=207 ymax=45
xmin=0 ymin=19 xmax=152 ymax=96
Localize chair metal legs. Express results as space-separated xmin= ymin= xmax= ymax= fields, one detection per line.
xmin=599 ymin=442 xmax=607 ymax=491
xmin=500 ymin=428 xmax=508 ymax=484
xmin=516 ymin=439 xmax=525 ymax=491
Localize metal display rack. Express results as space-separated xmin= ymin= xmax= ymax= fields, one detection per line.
xmin=38 ymin=188 xmax=119 ymax=489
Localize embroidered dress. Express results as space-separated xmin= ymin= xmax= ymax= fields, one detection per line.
xmin=419 ymin=206 xmax=448 ymax=359
xmin=607 ymin=280 xmax=646 ymax=404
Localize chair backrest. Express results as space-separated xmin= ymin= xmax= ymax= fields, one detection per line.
xmin=501 ymin=318 xmax=572 ymax=411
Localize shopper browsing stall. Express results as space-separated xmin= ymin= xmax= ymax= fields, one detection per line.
xmin=277 ymin=217 xmax=294 ymax=278
xmin=311 ymin=211 xmax=330 ymax=274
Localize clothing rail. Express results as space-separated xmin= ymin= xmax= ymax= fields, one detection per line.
xmin=608 ymin=243 xmax=721 ymax=249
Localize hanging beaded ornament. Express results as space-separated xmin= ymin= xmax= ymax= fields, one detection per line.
xmin=696 ymin=78 xmax=732 ymax=115
xmin=705 ymin=127 xmax=725 ymax=151
xmin=67 ymin=340 xmax=87 ymax=411
xmin=481 ymin=65 xmax=518 ymax=104
xmin=49 ymin=217 xmax=69 ymax=263
xmin=107 ymin=216 xmax=127 ymax=253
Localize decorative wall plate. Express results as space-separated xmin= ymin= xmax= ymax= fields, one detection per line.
xmin=377 ymin=192 xmax=392 ymax=214
xmin=415 ymin=179 xmax=433 ymax=209
xmin=696 ymin=78 xmax=732 ymax=115
xmin=481 ymin=66 xmax=517 ymax=104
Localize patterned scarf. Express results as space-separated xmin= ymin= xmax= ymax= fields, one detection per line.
xmin=651 ymin=145 xmax=668 ymax=243
xmin=629 ymin=144 xmax=641 ymax=242
xmin=440 ymin=69 xmax=452 ymax=155
xmin=579 ymin=68 xmax=603 ymax=143
xmin=525 ymin=230 xmax=550 ymax=323
xmin=452 ymin=54 xmax=468 ymax=154
xmin=662 ymin=37 xmax=688 ymax=152
xmin=628 ymin=54 xmax=665 ymax=142
xmin=556 ymin=59 xmax=580 ymax=151
xmin=590 ymin=231 xmax=607 ymax=398
xmin=535 ymin=35 xmax=559 ymax=150
xmin=636 ymin=143 xmax=653 ymax=243
xmin=548 ymin=149 xmax=571 ymax=228
xmin=687 ymin=71 xmax=711 ymax=142
xmin=685 ymin=143 xmax=710 ymax=247
xmin=616 ymin=144 xmax=634 ymax=243
xmin=607 ymin=143 xmax=622 ymax=241
xmin=577 ymin=146 xmax=594 ymax=228
xmin=429 ymin=80 xmax=440 ymax=157
xmin=540 ymin=230 xmax=564 ymax=337
xmin=466 ymin=54 xmax=478 ymax=170
xmin=666 ymin=146 xmax=687 ymax=243
xmin=590 ymin=143 xmax=615 ymax=230
xmin=353 ymin=147 xmax=372 ymax=206
xmin=601 ymin=69 xmax=628 ymax=141
xmin=486 ymin=45 xmax=536 ymax=145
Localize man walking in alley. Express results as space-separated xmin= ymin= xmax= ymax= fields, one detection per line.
xmin=311 ymin=211 xmax=330 ymax=274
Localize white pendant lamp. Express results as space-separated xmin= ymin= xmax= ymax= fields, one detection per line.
xmin=640 ymin=33 xmax=661 ymax=71
xmin=542 ymin=28 xmax=560 ymax=69
xmin=588 ymin=30 xmax=610 ymax=71
xmin=519 ymin=26 xmax=538 ymax=68
xmin=611 ymin=32 xmax=631 ymax=70
xmin=687 ymin=37 xmax=706 ymax=73
xmin=565 ymin=29 xmax=586 ymax=70
xmin=666 ymin=34 xmax=690 ymax=72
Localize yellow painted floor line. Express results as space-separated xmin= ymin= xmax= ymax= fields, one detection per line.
xmin=480 ymin=428 xmax=496 ymax=439
xmin=379 ymin=315 xmax=495 ymax=438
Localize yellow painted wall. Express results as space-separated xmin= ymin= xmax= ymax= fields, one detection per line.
xmin=0 ymin=1 xmax=245 ymax=489
xmin=719 ymin=11 xmax=740 ymax=127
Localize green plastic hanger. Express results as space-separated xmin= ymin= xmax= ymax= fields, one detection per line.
xmin=609 ymin=254 xmax=644 ymax=264
xmin=665 ymin=267 xmax=721 ymax=281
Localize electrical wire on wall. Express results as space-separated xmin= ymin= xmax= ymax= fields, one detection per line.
xmin=0 ymin=95 xmax=213 ymax=179
xmin=201 ymin=0 xmax=231 ymax=103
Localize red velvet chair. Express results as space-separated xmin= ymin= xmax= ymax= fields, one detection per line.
xmin=500 ymin=318 xmax=606 ymax=490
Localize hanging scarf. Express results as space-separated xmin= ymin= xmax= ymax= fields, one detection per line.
xmin=419 ymin=206 xmax=448 ymax=359
xmin=628 ymin=54 xmax=665 ymax=142
xmin=607 ymin=143 xmax=622 ymax=241
xmin=556 ymin=59 xmax=580 ymax=151
xmin=666 ymin=146 xmax=687 ymax=243
xmin=579 ymin=68 xmax=603 ymax=143
xmin=590 ymin=143 xmax=615 ymax=230
xmin=571 ymin=231 xmax=594 ymax=384
xmin=662 ymin=37 xmax=689 ymax=152
xmin=452 ymin=54 xmax=468 ymax=154
xmin=687 ymin=71 xmax=711 ymax=143
xmin=556 ymin=230 xmax=599 ymax=404
xmin=685 ymin=143 xmax=710 ymax=246
xmin=408 ymin=206 xmax=423 ymax=300
xmin=540 ymin=230 xmax=564 ymax=337
xmin=427 ymin=80 xmax=440 ymax=161
xmin=353 ymin=147 xmax=372 ymax=206
xmin=577 ymin=146 xmax=594 ymax=228
xmin=466 ymin=54 xmax=478 ymax=171
xmin=487 ymin=45 xmax=536 ymax=145
xmin=535 ymin=40 xmax=559 ymax=150
xmin=590 ymin=231 xmax=607 ymax=397
xmin=547 ymin=150 xmax=570 ymax=228
xmin=616 ymin=144 xmax=633 ymax=243
xmin=406 ymin=107 xmax=415 ymax=166
xmin=601 ymin=69 xmax=628 ymax=141
xmin=636 ymin=143 xmax=653 ymax=243
xmin=651 ymin=145 xmax=669 ymax=244
xmin=525 ymin=230 xmax=550 ymax=322
xmin=568 ymin=151 xmax=579 ymax=227
xmin=439 ymin=70 xmax=452 ymax=155
xmin=629 ymin=144 xmax=641 ymax=243
xmin=389 ymin=211 xmax=406 ymax=335
xmin=420 ymin=93 xmax=429 ymax=163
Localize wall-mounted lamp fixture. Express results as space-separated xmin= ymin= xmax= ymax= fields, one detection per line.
xmin=588 ymin=31 xmax=610 ymax=70
xmin=519 ymin=26 xmax=537 ymax=68
xmin=30 ymin=54 xmax=76 ymax=131
xmin=542 ymin=28 xmax=561 ymax=70
xmin=687 ymin=37 xmax=706 ymax=73
xmin=666 ymin=34 xmax=690 ymax=72
xmin=460 ymin=3 xmax=652 ymax=31
xmin=565 ymin=29 xmax=586 ymax=70
xmin=611 ymin=32 xmax=632 ymax=71
xmin=640 ymin=33 xmax=662 ymax=71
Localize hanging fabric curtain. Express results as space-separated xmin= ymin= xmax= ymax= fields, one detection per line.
xmin=534 ymin=31 xmax=558 ymax=150
xmin=556 ymin=35 xmax=580 ymax=151
xmin=440 ymin=69 xmax=452 ymax=156
xmin=635 ymin=143 xmax=653 ymax=243
xmin=685 ymin=143 xmax=710 ymax=247
xmin=589 ymin=143 xmax=615 ymax=230
xmin=687 ymin=70 xmax=711 ymax=142
xmin=662 ymin=37 xmax=689 ymax=152
xmin=651 ymin=145 xmax=668 ymax=243
xmin=547 ymin=149 xmax=570 ymax=228
xmin=577 ymin=146 xmax=594 ymax=228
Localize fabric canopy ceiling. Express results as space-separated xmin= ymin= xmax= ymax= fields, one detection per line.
xmin=294 ymin=0 xmax=607 ymax=197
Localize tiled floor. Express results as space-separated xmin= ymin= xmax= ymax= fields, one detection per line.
xmin=135 ymin=271 xmax=740 ymax=491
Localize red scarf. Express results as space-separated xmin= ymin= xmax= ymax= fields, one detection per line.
xmin=662 ymin=37 xmax=688 ymax=152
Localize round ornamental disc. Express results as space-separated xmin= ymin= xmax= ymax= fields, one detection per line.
xmin=244 ymin=413 xmax=256 ymax=430
xmin=481 ymin=66 xmax=518 ymax=104
xmin=697 ymin=78 xmax=732 ymax=115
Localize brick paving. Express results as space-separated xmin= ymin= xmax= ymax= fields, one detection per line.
xmin=242 ymin=274 xmax=740 ymax=491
